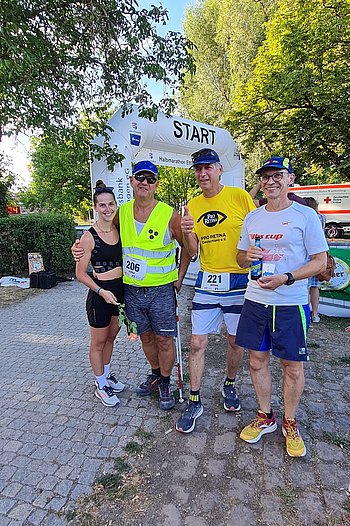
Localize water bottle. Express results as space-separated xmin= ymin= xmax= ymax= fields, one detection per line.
xmin=250 ymin=236 xmax=262 ymax=280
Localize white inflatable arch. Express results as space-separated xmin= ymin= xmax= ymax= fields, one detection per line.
xmin=91 ymin=104 xmax=244 ymax=204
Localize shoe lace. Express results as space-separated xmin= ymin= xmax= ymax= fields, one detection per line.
xmin=159 ymin=383 xmax=170 ymax=397
xmin=185 ymin=401 xmax=200 ymax=417
xmin=104 ymin=385 xmax=115 ymax=397
xmin=284 ymin=419 xmax=299 ymax=440
xmin=251 ymin=412 xmax=268 ymax=429
xmin=224 ymin=384 xmax=236 ymax=396
xmin=108 ymin=372 xmax=118 ymax=382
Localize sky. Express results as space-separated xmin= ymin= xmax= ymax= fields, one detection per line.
xmin=2 ymin=0 xmax=196 ymax=188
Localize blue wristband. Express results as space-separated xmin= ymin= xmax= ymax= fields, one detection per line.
xmin=96 ymin=287 xmax=101 ymax=295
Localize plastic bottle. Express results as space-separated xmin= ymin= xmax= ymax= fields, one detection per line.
xmin=250 ymin=236 xmax=262 ymax=280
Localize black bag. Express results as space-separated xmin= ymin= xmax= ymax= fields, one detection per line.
xmin=30 ymin=271 xmax=57 ymax=289
xmin=317 ymin=253 xmax=336 ymax=282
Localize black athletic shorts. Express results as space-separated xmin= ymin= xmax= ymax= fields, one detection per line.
xmin=86 ymin=276 xmax=124 ymax=328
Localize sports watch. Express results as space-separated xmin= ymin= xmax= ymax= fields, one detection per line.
xmin=284 ymin=272 xmax=295 ymax=286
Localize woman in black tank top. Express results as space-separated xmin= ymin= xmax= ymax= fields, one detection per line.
xmin=75 ymin=183 xmax=125 ymax=408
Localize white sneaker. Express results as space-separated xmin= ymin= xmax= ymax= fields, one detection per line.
xmin=107 ymin=372 xmax=126 ymax=392
xmin=94 ymin=373 xmax=125 ymax=393
xmin=312 ymin=315 xmax=320 ymax=323
xmin=95 ymin=385 xmax=120 ymax=407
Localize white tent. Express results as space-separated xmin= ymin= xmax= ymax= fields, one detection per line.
xmin=90 ymin=104 xmax=244 ymax=203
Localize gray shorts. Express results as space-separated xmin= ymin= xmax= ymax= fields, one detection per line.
xmin=124 ymin=283 xmax=177 ymax=337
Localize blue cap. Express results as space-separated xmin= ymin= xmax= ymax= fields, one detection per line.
xmin=132 ymin=160 xmax=158 ymax=176
xmin=190 ymin=148 xmax=221 ymax=168
xmin=256 ymin=156 xmax=293 ymax=174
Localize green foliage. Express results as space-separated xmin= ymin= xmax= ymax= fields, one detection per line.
xmin=0 ymin=152 xmax=15 ymax=217
xmin=20 ymin=122 xmax=92 ymax=219
xmin=1 ymin=0 xmax=194 ymax=142
xmin=0 ymin=213 xmax=76 ymax=275
xmin=156 ymin=166 xmax=199 ymax=211
xmin=228 ymin=0 xmax=350 ymax=181
xmin=181 ymin=0 xmax=350 ymax=184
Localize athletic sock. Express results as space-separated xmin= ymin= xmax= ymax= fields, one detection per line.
xmin=189 ymin=390 xmax=201 ymax=404
xmin=96 ymin=374 xmax=107 ymax=389
xmin=160 ymin=375 xmax=170 ymax=385
xmin=224 ymin=376 xmax=235 ymax=386
xmin=104 ymin=363 xmax=111 ymax=378
xmin=152 ymin=368 xmax=161 ymax=377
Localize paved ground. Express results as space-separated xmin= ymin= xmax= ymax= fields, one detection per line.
xmin=0 ymin=281 xmax=349 ymax=526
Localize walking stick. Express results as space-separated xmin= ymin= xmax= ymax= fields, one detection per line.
xmin=175 ymin=290 xmax=184 ymax=403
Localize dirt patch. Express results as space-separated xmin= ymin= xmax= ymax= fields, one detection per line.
xmin=0 ymin=286 xmax=42 ymax=308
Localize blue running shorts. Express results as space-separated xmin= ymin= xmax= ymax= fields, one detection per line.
xmin=235 ymin=299 xmax=311 ymax=362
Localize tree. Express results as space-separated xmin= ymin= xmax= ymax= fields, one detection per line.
xmin=156 ymin=166 xmax=199 ymax=211
xmin=20 ymin=123 xmax=92 ymax=219
xmin=0 ymin=152 xmax=15 ymax=216
xmin=228 ymin=0 xmax=350 ymax=181
xmin=1 ymin=0 xmax=194 ymax=144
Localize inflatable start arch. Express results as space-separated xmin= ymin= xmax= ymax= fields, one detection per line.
xmin=91 ymin=104 xmax=244 ymax=204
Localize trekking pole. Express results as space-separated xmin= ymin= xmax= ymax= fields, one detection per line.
xmin=175 ymin=289 xmax=184 ymax=403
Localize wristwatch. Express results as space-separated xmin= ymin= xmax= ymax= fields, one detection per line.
xmin=284 ymin=272 xmax=295 ymax=286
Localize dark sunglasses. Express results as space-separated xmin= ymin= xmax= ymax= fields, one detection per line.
xmin=93 ymin=186 xmax=114 ymax=193
xmin=134 ymin=173 xmax=157 ymax=184
xmin=191 ymin=148 xmax=217 ymax=163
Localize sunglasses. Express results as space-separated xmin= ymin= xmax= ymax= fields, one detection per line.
xmin=93 ymin=186 xmax=114 ymax=193
xmin=259 ymin=172 xmax=285 ymax=183
xmin=191 ymin=148 xmax=217 ymax=163
xmin=134 ymin=173 xmax=158 ymax=184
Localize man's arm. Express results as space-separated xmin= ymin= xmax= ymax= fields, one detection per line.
xmin=169 ymin=210 xmax=193 ymax=292
xmin=248 ymin=181 xmax=263 ymax=207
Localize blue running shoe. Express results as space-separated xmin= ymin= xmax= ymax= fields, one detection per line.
xmin=176 ymin=401 xmax=203 ymax=433
xmin=221 ymin=384 xmax=241 ymax=412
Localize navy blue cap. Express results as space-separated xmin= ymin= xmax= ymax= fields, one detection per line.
xmin=132 ymin=160 xmax=158 ymax=176
xmin=190 ymin=148 xmax=221 ymax=168
xmin=256 ymin=156 xmax=293 ymax=174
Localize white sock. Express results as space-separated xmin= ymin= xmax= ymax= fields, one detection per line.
xmin=96 ymin=374 xmax=107 ymax=389
xmin=104 ymin=363 xmax=111 ymax=378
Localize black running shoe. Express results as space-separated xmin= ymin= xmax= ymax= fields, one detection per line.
xmin=176 ymin=401 xmax=204 ymax=433
xmin=158 ymin=382 xmax=175 ymax=410
xmin=136 ymin=374 xmax=160 ymax=396
xmin=221 ymin=384 xmax=241 ymax=412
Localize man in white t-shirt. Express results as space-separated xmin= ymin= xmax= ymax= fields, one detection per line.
xmin=235 ymin=156 xmax=328 ymax=457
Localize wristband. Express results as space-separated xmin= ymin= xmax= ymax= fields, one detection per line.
xmin=96 ymin=287 xmax=102 ymax=295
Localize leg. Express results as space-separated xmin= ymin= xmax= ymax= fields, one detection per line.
xmin=281 ymin=360 xmax=304 ymax=419
xmin=309 ymin=286 xmax=320 ymax=320
xmin=249 ymin=350 xmax=272 ymax=413
xmin=280 ymin=359 xmax=306 ymax=457
xmin=189 ymin=334 xmax=208 ymax=391
xmin=222 ymin=334 xmax=243 ymax=411
xmin=89 ymin=326 xmax=111 ymax=376
xmin=140 ymin=330 xmax=159 ymax=369
xmin=102 ymin=316 xmax=120 ymax=366
xmin=227 ymin=334 xmax=244 ymax=378
xmin=155 ymin=335 xmax=175 ymax=376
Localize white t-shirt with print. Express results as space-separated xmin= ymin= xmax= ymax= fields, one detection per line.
xmin=238 ymin=202 xmax=329 ymax=306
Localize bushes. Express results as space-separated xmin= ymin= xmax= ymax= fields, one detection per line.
xmin=0 ymin=214 xmax=76 ymax=275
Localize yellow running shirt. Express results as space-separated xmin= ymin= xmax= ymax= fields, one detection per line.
xmin=188 ymin=186 xmax=255 ymax=274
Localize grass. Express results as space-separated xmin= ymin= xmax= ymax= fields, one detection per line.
xmin=323 ymin=431 xmax=350 ymax=450
xmin=114 ymin=457 xmax=131 ymax=473
xmin=0 ymin=286 xmax=41 ymax=308
xmin=134 ymin=429 xmax=153 ymax=441
xmin=307 ymin=341 xmax=320 ymax=348
xmin=328 ymin=355 xmax=350 ymax=366
xmin=124 ymin=441 xmax=143 ymax=454
xmin=317 ymin=315 xmax=350 ymax=331
xmin=95 ymin=473 xmax=122 ymax=494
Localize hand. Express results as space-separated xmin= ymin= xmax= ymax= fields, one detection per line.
xmin=71 ymin=239 xmax=85 ymax=262
xmin=173 ymin=279 xmax=182 ymax=293
xmin=246 ymin=245 xmax=263 ymax=262
xmin=257 ymin=274 xmax=287 ymax=290
xmin=99 ymin=289 xmax=119 ymax=305
xmin=181 ymin=205 xmax=194 ymax=235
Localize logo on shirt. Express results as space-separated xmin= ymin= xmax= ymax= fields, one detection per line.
xmin=148 ymin=229 xmax=159 ymax=240
xmin=197 ymin=210 xmax=227 ymax=227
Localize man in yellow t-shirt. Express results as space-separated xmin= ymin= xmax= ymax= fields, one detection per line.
xmin=176 ymin=148 xmax=255 ymax=434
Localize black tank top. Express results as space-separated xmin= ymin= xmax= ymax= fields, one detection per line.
xmin=89 ymin=227 xmax=122 ymax=273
